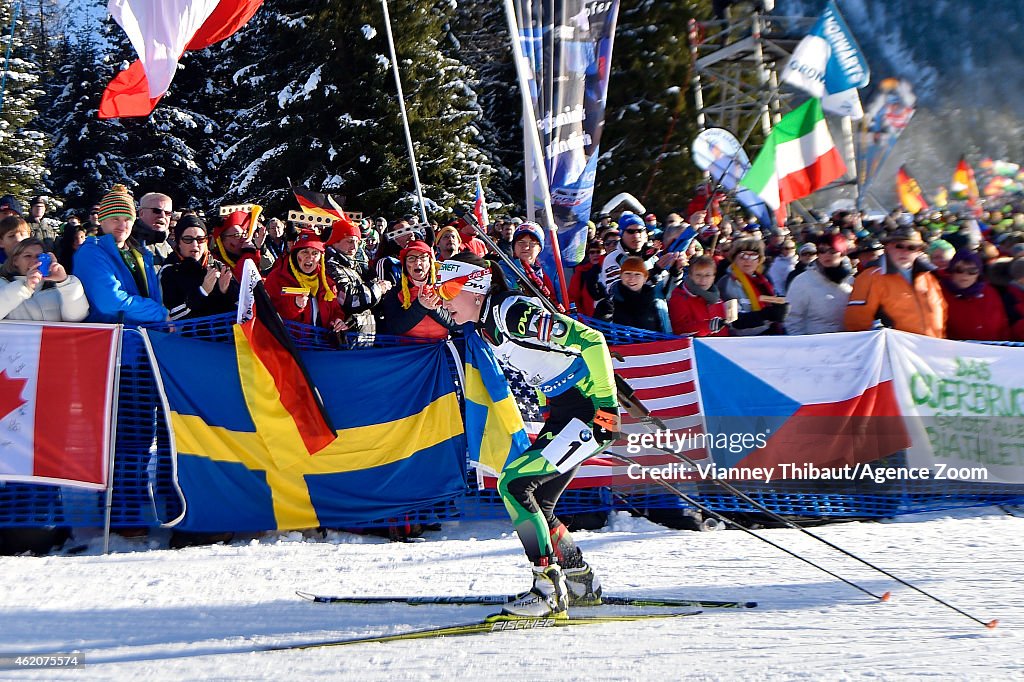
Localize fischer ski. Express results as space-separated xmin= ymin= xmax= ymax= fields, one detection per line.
xmin=264 ymin=610 xmax=703 ymax=651
xmin=296 ymin=590 xmax=756 ymax=609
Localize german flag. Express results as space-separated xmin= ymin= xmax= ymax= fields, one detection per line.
xmin=293 ymin=185 xmax=345 ymax=222
xmin=236 ymin=259 xmax=336 ymax=455
xmin=896 ymin=166 xmax=928 ymax=214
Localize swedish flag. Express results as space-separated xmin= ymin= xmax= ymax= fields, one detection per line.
xmin=463 ymin=331 xmax=531 ymax=476
xmin=145 ymin=331 xmax=466 ymax=532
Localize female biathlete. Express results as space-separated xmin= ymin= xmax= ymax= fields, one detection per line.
xmin=421 ymin=252 xmax=620 ymax=618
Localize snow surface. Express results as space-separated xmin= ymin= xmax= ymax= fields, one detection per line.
xmin=2 ymin=510 xmax=1022 ymax=680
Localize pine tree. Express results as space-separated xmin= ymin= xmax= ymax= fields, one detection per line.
xmin=218 ymin=0 xmax=488 ymax=220
xmin=0 ymin=0 xmax=51 ymax=197
xmin=596 ymin=0 xmax=711 ymax=216
xmin=447 ymin=2 xmax=518 ymax=208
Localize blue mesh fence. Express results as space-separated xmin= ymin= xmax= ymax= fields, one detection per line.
xmin=2 ymin=317 xmax=1023 ymax=533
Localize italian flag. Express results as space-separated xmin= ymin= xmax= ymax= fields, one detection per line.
xmin=740 ymin=98 xmax=846 ymax=225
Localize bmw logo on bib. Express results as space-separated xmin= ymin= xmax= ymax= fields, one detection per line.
xmin=579 ymin=428 xmax=593 ymax=442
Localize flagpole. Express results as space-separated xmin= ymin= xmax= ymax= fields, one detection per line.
xmin=502 ymin=0 xmax=570 ymax=307
xmin=380 ymin=0 xmax=429 ymax=225
xmin=102 ymin=326 xmax=124 ymax=555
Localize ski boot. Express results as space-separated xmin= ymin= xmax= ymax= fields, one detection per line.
xmin=564 ymin=561 xmax=603 ymax=606
xmin=502 ymin=561 xmax=569 ymax=619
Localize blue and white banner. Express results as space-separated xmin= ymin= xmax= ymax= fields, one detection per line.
xmin=510 ymin=0 xmax=620 ymax=268
xmin=781 ymin=0 xmax=870 ymax=119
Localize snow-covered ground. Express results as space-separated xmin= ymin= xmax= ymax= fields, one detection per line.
xmin=2 ymin=509 xmax=1022 ymax=680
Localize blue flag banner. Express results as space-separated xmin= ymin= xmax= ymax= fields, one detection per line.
xmin=145 ymin=331 xmax=466 ymax=532
xmin=511 ymin=0 xmax=620 ymax=268
xmin=781 ymin=0 xmax=870 ymax=119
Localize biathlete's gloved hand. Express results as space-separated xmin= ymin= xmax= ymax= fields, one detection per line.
xmin=708 ymin=316 xmax=725 ymax=333
xmin=593 ymin=407 xmax=621 ymax=444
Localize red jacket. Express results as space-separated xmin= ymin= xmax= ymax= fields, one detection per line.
xmin=568 ymin=261 xmax=600 ymax=317
xmin=668 ymin=286 xmax=730 ymax=337
xmin=1006 ymin=285 xmax=1024 ymax=341
xmin=942 ymin=283 xmax=1011 ymax=341
xmin=264 ymin=259 xmax=345 ymax=329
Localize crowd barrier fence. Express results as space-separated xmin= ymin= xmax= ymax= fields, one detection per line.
xmin=2 ymin=314 xmax=1023 ymax=532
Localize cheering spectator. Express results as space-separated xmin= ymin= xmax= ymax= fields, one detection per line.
xmin=500 ymin=221 xmax=563 ymax=310
xmin=265 ymin=229 xmax=346 ymax=332
xmin=568 ymin=239 xmax=605 ymax=317
xmin=940 ymin=250 xmax=1010 ymax=341
xmin=0 ymin=215 xmax=30 ymax=265
xmin=844 ymin=226 xmax=946 ymax=338
xmin=455 ymin=213 xmax=487 ymax=257
xmin=54 ymin=222 xmax=88 ymax=276
xmin=158 ymin=215 xmax=239 ymax=321
xmin=786 ymin=234 xmax=854 ymax=335
xmin=594 ymin=256 xmax=672 ymax=333
xmin=718 ymin=238 xmax=787 ymax=336
xmin=133 ymin=192 xmax=175 ymax=265
xmin=378 ymin=240 xmax=458 ymax=339
xmin=26 ymin=196 xmax=59 ymax=250
xmin=0 ymin=238 xmax=88 ymax=321
xmin=668 ymin=255 xmax=729 ymax=337
xmin=435 ymin=225 xmax=463 ymax=261
xmin=1003 ymin=257 xmax=1024 ymax=341
xmin=323 ymin=218 xmax=391 ymax=340
xmin=766 ymin=239 xmax=798 ymax=295
xmin=210 ymin=210 xmax=261 ymax=277
xmin=375 ymin=220 xmax=424 ymax=286
xmin=75 ymin=184 xmax=168 ymax=325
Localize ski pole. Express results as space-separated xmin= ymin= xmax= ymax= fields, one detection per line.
xmin=615 ymin=378 xmax=999 ymax=629
xmin=603 ymin=452 xmax=888 ymax=601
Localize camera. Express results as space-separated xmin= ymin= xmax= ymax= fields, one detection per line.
xmin=37 ymin=252 xmax=52 ymax=277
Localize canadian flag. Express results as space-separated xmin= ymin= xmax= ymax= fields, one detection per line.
xmin=99 ymin=0 xmax=264 ymax=119
xmin=0 ymin=324 xmax=119 ymax=489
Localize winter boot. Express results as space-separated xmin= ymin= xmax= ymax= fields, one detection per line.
xmin=564 ymin=561 xmax=603 ymax=606
xmin=502 ymin=562 xmax=569 ymax=619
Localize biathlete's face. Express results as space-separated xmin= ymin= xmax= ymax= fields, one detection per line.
xmin=440 ymin=288 xmax=483 ymax=325
xmin=296 ymin=247 xmax=322 ymax=274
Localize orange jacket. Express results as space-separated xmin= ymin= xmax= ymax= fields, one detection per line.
xmin=844 ymin=257 xmax=947 ymax=337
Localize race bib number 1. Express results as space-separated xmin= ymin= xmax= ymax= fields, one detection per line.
xmin=539 ymin=418 xmax=602 ymax=474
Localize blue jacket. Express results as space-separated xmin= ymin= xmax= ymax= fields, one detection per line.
xmin=75 ymin=234 xmax=168 ymax=325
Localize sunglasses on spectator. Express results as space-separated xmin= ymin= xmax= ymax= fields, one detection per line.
xmin=624 ymin=228 xmax=646 ymax=235
xmin=221 ymin=231 xmax=246 ymax=239
xmin=144 ymin=207 xmax=173 ymax=216
xmin=952 ymin=267 xmax=979 ymax=275
xmin=891 ymin=242 xmax=922 ymax=252
xmin=603 ymin=239 xmax=619 ymax=247
xmin=817 ymin=246 xmax=837 ymax=255
xmin=179 ymin=235 xmax=208 ymax=244
xmin=737 ymin=251 xmax=760 ymax=260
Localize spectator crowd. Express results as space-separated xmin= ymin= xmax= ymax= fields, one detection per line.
xmin=2 ymin=186 xmax=1024 ymax=344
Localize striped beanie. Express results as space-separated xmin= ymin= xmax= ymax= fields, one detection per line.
xmin=97 ymin=184 xmax=136 ymax=222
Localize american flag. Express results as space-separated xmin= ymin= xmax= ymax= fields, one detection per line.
xmin=476 ymin=338 xmax=710 ymax=489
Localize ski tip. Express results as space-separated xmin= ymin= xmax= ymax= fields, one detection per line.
xmin=985 ymin=619 xmax=999 ymax=630
xmin=879 ymin=591 xmax=892 ymax=602
xmin=744 ymin=601 xmax=758 ymax=608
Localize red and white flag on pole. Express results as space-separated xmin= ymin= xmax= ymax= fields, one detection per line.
xmin=0 ymin=324 xmax=119 ymax=489
xmin=473 ymin=173 xmax=489 ymax=229
xmin=99 ymin=0 xmax=264 ymax=119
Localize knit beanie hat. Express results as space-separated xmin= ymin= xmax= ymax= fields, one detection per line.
xmin=175 ymin=214 xmax=206 ymax=236
xmin=97 ymin=184 xmax=136 ymax=222
xmin=620 ymin=255 xmax=649 ymax=277
xmin=512 ymin=221 xmax=545 ymax=249
xmin=618 ymin=212 xmax=645 ymax=231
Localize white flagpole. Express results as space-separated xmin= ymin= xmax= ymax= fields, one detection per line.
xmin=502 ymin=0 xmax=557 ymax=233
xmin=502 ymin=0 xmax=570 ymax=305
xmin=380 ymin=0 xmax=429 ymax=225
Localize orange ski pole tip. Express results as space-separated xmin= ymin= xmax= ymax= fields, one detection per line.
xmin=985 ymin=620 xmax=999 ymax=629
xmin=880 ymin=591 xmax=892 ymax=602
